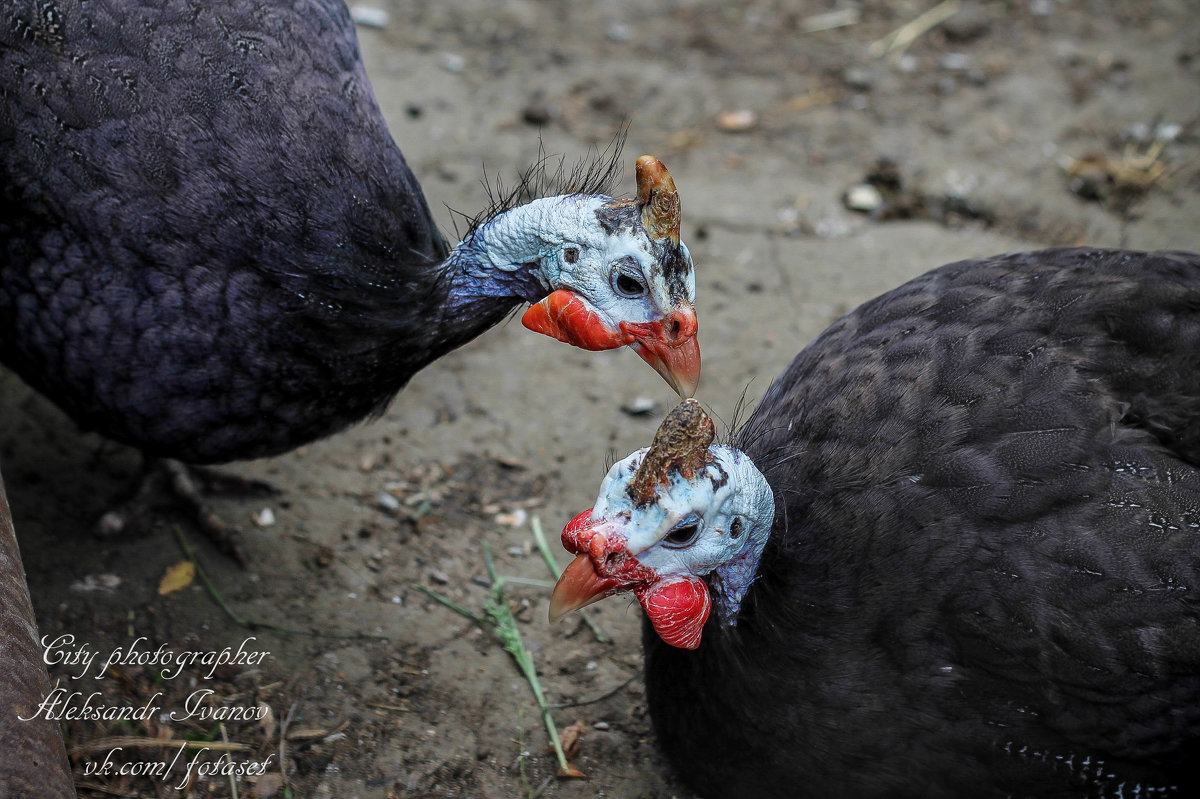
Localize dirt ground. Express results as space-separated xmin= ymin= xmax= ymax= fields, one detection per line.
xmin=3 ymin=1 xmax=1199 ymax=797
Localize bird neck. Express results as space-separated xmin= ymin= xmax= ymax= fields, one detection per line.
xmin=440 ymin=194 xmax=602 ymax=311
xmin=324 ymin=194 xmax=610 ymax=408
xmin=439 ymin=212 xmax=552 ymax=319
xmin=706 ymin=449 xmax=775 ymax=626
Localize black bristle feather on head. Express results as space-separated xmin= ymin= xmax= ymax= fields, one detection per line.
xmin=451 ymin=125 xmax=629 ymax=240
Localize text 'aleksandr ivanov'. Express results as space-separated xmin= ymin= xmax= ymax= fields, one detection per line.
xmin=21 ymin=634 xmax=278 ymax=790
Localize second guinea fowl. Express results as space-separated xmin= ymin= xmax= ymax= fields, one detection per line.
xmin=0 ymin=0 xmax=699 ymax=467
xmin=553 ymin=248 xmax=1200 ymax=798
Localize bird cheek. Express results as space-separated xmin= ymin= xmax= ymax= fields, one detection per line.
xmin=521 ymin=289 xmax=630 ymax=350
xmin=636 ymin=576 xmax=711 ymax=650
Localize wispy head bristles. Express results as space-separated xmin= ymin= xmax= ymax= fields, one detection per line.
xmin=449 ymin=125 xmax=630 ymax=239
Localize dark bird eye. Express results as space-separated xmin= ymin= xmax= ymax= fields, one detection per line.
xmin=564 ymin=246 xmax=580 ymax=264
xmin=664 ymin=522 xmax=699 ymax=548
xmin=731 ymin=518 xmax=744 ymax=538
xmin=612 ymin=263 xmax=647 ymax=298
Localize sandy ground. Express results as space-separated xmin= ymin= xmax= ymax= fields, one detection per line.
xmin=3 ymin=1 xmax=1200 ymax=797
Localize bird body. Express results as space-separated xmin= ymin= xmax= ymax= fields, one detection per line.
xmin=553 ymin=248 xmax=1200 ymax=798
xmin=1 ymin=0 xmax=699 ymax=464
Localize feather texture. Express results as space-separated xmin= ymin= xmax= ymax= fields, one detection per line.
xmin=0 ymin=0 xmax=695 ymax=462
xmin=645 ymin=248 xmax=1200 ymax=798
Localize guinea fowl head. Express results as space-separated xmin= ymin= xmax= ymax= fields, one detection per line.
xmin=472 ymin=156 xmax=699 ymax=397
xmin=549 ymin=400 xmax=774 ymax=649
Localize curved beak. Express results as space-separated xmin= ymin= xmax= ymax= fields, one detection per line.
xmin=522 ymin=291 xmax=701 ymax=397
xmin=548 ymin=554 xmax=624 ymax=622
xmin=621 ymin=305 xmax=700 ymax=398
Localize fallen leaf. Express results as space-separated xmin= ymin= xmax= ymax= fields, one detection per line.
xmin=158 ymin=561 xmax=195 ymax=595
xmin=251 ymin=772 xmax=283 ymax=798
xmin=559 ymin=718 xmax=587 ymax=760
xmin=257 ymin=703 xmax=277 ymax=742
xmin=557 ymin=763 xmax=587 ymax=779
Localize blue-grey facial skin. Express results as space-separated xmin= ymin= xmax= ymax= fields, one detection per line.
xmin=467 ymin=194 xmax=695 ymax=326
xmin=588 ymin=445 xmax=775 ymax=625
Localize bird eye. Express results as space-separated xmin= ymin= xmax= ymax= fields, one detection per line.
xmin=564 ymin=246 xmax=580 ymax=264
xmin=664 ymin=521 xmax=700 ymax=548
xmin=730 ymin=518 xmax=744 ymax=538
xmin=611 ymin=262 xmax=647 ymax=298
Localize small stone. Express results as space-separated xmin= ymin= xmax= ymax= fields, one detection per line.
xmin=942 ymin=3 xmax=991 ymax=42
xmin=606 ymin=22 xmax=632 ymax=42
xmin=1156 ymin=123 xmax=1182 ymax=142
xmin=939 ymin=53 xmax=973 ymax=72
xmin=716 ymin=109 xmax=758 ymax=133
xmin=70 ymin=574 xmax=122 ymax=593
xmin=843 ymin=184 xmax=883 ymax=213
xmin=350 ymin=5 xmax=390 ymax=28
xmin=507 ymin=545 xmax=527 ymax=558
xmin=440 ymin=52 xmax=466 ymax=73
xmin=842 ymin=66 xmax=874 ymax=91
xmin=429 ymin=569 xmax=450 ymax=585
xmin=377 ymin=492 xmax=401 ymax=514
xmin=592 ymin=721 xmax=611 ymax=731
xmin=253 ymin=507 xmax=276 ymax=527
xmin=494 ymin=508 xmax=528 ymax=527
xmin=96 ymin=511 xmax=127 ymax=537
xmin=494 ymin=454 xmax=529 ymax=470
xmin=622 ymin=396 xmax=659 ymax=416
xmin=895 ymin=54 xmax=920 ymax=73
xmin=522 ymin=103 xmax=554 ymax=126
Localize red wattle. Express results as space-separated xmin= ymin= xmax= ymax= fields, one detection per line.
xmin=637 ymin=576 xmax=712 ymax=650
xmin=521 ymin=290 xmax=629 ymax=351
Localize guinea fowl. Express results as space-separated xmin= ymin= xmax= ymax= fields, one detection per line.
xmin=0 ymin=0 xmax=699 ymax=469
xmin=551 ymin=248 xmax=1200 ymax=798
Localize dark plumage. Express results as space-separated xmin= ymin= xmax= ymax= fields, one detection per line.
xmin=554 ymin=248 xmax=1200 ymax=797
xmin=1 ymin=0 xmax=698 ymax=465
xmin=2 ymin=0 xmax=448 ymax=461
